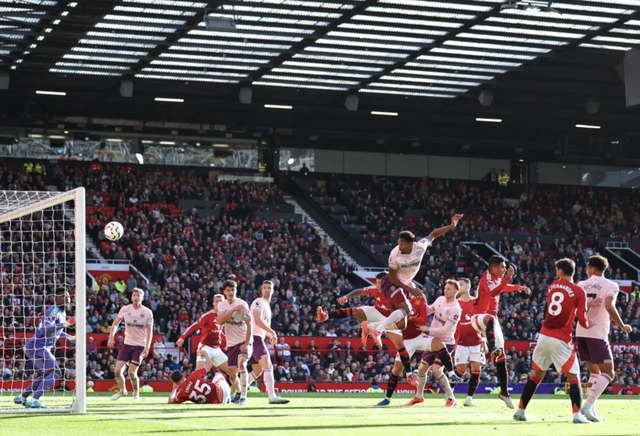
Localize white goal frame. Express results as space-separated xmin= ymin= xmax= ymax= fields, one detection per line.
xmin=0 ymin=188 xmax=86 ymax=414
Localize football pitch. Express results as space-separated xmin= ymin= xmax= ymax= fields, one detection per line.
xmin=2 ymin=393 xmax=640 ymax=436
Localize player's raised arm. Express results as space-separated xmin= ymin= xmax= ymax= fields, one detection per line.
xmin=426 ymin=214 xmax=463 ymax=241
xmin=488 ymin=266 xmax=518 ymax=297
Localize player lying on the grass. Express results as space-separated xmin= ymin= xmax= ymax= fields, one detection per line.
xmin=514 ymin=258 xmax=592 ymax=424
xmin=176 ymin=294 xmax=239 ymax=393
xmin=405 ymin=279 xmax=462 ymax=408
xmin=316 ymin=272 xmax=390 ymax=338
xmin=576 ymin=255 xmax=632 ymax=423
xmin=15 ymin=287 xmax=75 ymax=409
xmin=108 ymin=287 xmax=154 ymax=402
xmin=217 ymin=280 xmax=253 ymax=405
xmin=168 ymin=349 xmax=231 ymax=405
xmin=244 ymin=281 xmax=289 ymax=405
xmin=470 ymin=255 xmax=530 ymax=409
xmin=454 ymin=278 xmax=486 ymax=407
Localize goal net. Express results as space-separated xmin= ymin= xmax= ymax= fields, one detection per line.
xmin=0 ymin=189 xmax=86 ymax=414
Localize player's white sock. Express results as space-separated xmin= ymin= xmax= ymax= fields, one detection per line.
xmin=585 ymin=374 xmax=598 ymax=410
xmin=248 ymin=371 xmax=258 ymax=386
xmin=369 ymin=321 xmax=399 ymax=331
xmin=437 ymin=374 xmax=454 ymax=400
xmin=239 ymin=370 xmax=248 ymax=399
xmin=416 ymin=374 xmax=426 ymax=400
xmin=264 ymin=369 xmax=276 ymax=400
xmin=375 ymin=309 xmax=405 ymax=333
xmin=586 ymin=373 xmax=612 ymax=406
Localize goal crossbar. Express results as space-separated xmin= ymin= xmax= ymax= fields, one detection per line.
xmin=0 ymin=188 xmax=86 ymax=414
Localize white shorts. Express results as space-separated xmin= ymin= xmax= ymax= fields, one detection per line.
xmin=213 ymin=372 xmax=231 ymax=404
xmin=455 ymin=344 xmax=486 ymax=365
xmin=361 ymin=306 xmax=401 ymax=336
xmin=532 ymin=334 xmax=579 ymax=375
xmin=197 ymin=345 xmax=228 ymax=367
xmin=394 ymin=334 xmax=431 ymax=362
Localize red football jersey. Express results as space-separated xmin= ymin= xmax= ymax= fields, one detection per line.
xmin=403 ymin=297 xmax=429 ymax=340
xmin=362 ymin=286 xmax=392 ymax=317
xmin=540 ymin=279 xmax=589 ymax=343
xmin=456 ymin=298 xmax=482 ymax=346
xmin=471 ymin=270 xmax=520 ymax=316
xmin=179 ymin=310 xmax=223 ymax=348
xmin=174 ymin=368 xmax=223 ymax=404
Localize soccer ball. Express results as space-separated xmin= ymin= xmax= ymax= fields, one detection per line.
xmin=87 ymin=381 xmax=94 ymax=388
xmin=104 ymin=221 xmax=124 ymax=241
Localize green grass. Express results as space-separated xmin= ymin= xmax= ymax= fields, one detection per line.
xmin=1 ymin=393 xmax=639 ymax=436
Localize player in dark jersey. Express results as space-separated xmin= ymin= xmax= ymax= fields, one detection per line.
xmin=169 ymin=351 xmax=231 ymax=405
xmin=514 ymin=258 xmax=591 ymax=424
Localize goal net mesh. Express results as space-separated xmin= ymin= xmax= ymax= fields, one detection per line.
xmin=0 ymin=190 xmax=85 ymax=413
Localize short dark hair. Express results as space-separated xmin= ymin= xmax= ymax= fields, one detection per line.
xmin=588 ymin=255 xmax=609 ymax=273
xmin=222 ymin=280 xmax=237 ymax=290
xmin=458 ymin=278 xmax=471 ymax=285
xmin=488 ymin=255 xmax=506 ymax=268
xmin=555 ymin=258 xmax=575 ymax=277
xmin=375 ymin=272 xmax=387 ymax=279
xmin=170 ymin=370 xmax=183 ymax=384
xmin=55 ymin=287 xmax=67 ymax=296
xmin=399 ymin=231 xmax=415 ymax=243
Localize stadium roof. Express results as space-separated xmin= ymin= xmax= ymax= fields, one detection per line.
xmin=1 ymin=0 xmax=640 ymax=157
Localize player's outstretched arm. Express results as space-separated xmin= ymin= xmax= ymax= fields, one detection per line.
xmin=176 ymin=317 xmax=204 ymax=347
xmin=605 ymin=295 xmax=632 ymax=333
xmin=338 ymin=287 xmax=368 ymax=305
xmin=427 ymin=213 xmax=463 ymax=241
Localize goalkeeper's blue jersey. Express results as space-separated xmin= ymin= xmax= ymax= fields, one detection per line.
xmin=26 ymin=305 xmax=68 ymax=350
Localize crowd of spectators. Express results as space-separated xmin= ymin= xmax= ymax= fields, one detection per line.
xmin=0 ymin=159 xmax=639 ymax=388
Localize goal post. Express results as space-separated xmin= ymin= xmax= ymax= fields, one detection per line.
xmin=0 ymin=188 xmax=86 ymax=414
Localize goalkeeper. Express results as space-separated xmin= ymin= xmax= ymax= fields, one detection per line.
xmin=14 ymin=287 xmax=75 ymax=409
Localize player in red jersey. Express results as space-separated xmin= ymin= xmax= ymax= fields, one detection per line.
xmin=470 ymin=255 xmax=530 ymax=409
xmin=316 ymin=272 xmax=392 ymax=346
xmin=514 ymin=258 xmax=592 ymax=424
xmin=453 ymin=278 xmax=486 ymax=407
xmin=168 ymin=351 xmax=231 ymax=405
xmin=176 ymin=295 xmax=237 ymax=389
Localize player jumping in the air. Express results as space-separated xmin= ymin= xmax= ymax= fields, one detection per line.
xmin=176 ymin=294 xmax=238 ymax=391
xmin=246 ymin=281 xmax=289 ymax=404
xmin=366 ymin=215 xmax=463 ymax=375
xmin=453 ymin=278 xmax=486 ymax=407
xmin=108 ymin=287 xmax=154 ymax=401
xmin=470 ymin=255 xmax=530 ymax=409
xmin=514 ymin=258 xmax=592 ymax=424
xmin=576 ymin=255 xmax=632 ymax=422
xmin=217 ymin=280 xmax=253 ymax=405
xmin=316 ymin=272 xmax=390 ymax=337
xmin=15 ymin=287 xmax=75 ymax=409
xmin=169 ymin=350 xmax=231 ymax=405
xmin=405 ymin=279 xmax=461 ymax=408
